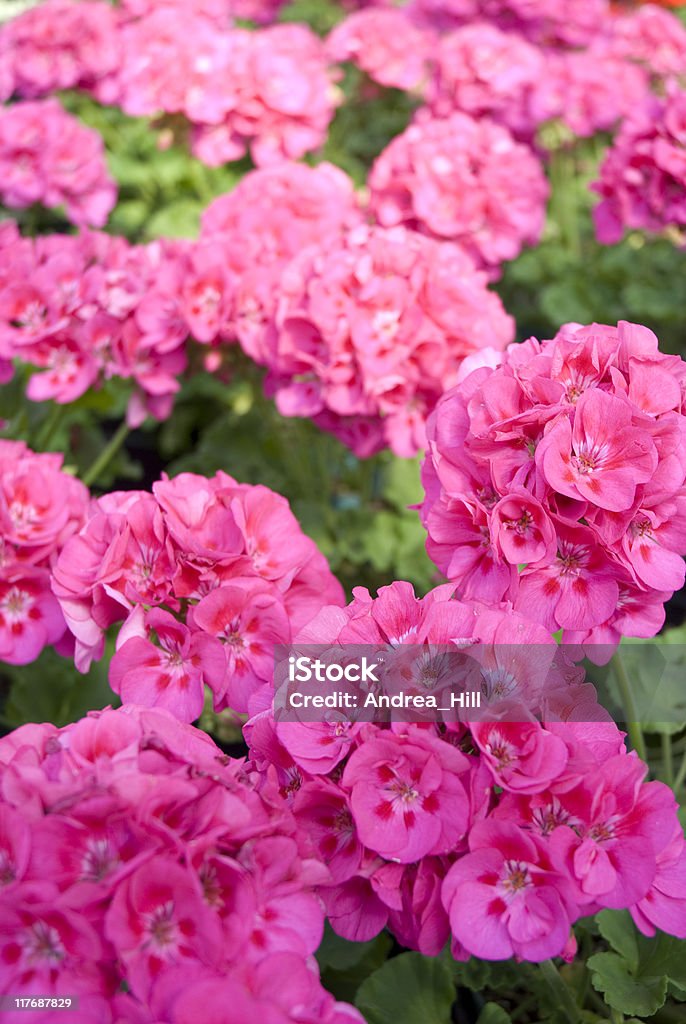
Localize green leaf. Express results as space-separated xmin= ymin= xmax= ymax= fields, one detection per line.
xmin=355 ymin=953 xmax=456 ymax=1024
xmin=587 ymin=951 xmax=667 ymax=1018
xmin=1 ymin=642 xmax=117 ymax=730
xmin=589 ymin=914 xmax=686 ymax=1018
xmin=596 ymin=911 xmax=638 ymax=966
xmin=317 ymin=924 xmax=387 ymax=973
xmin=317 ymin=926 xmax=392 ymax=1004
xmin=476 ymin=1003 xmax=512 ymax=1024
xmin=145 ymin=199 xmax=202 ymax=239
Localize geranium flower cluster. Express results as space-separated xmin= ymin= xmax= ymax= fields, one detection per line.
xmin=257 ymin=223 xmax=515 ymax=458
xmin=0 ymin=704 xmax=364 ymax=1024
xmin=325 ymin=9 xmax=436 ymax=93
xmin=419 ymin=320 xmax=686 ymax=652
xmin=425 ymin=23 xmax=545 ymax=136
xmin=426 ymin=23 xmax=649 ymax=142
xmin=600 ymin=4 xmax=686 ymax=81
xmin=2 ymin=0 xmax=339 ymax=168
xmin=199 ymin=161 xmax=363 ymax=361
xmin=0 ymin=441 xmax=89 ymax=666
xmin=0 ymin=222 xmax=195 ymax=424
xmin=2 ymin=1 xmax=340 ymax=169
xmin=406 ymin=0 xmax=611 ymax=46
xmin=51 ymin=471 xmax=344 ymax=720
xmin=0 ymin=0 xmax=121 ymax=101
xmin=246 ymin=581 xmax=686 ymax=961
xmin=368 ymin=111 xmax=549 ymax=272
xmin=0 ymin=99 xmax=116 ymax=228
xmin=327 ymin=3 xmax=685 ymax=148
xmin=592 ymin=84 xmax=686 ymax=244
xmin=0 ymin=162 xmax=365 ymax=432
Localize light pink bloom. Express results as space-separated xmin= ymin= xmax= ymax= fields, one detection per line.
xmin=0 ymin=100 xmax=116 ymax=228
xmin=326 ymin=9 xmax=435 ymax=92
xmin=262 ymin=224 xmax=513 ymax=457
xmin=369 ymin=110 xmax=548 ymax=271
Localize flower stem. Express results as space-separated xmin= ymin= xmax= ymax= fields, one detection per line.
xmin=539 ymin=960 xmax=580 ymax=1024
xmin=82 ymin=420 xmax=130 ymax=488
xmin=673 ymin=748 xmax=686 ymax=796
xmin=612 ymin=650 xmax=647 ymax=763
xmin=34 ymin=402 xmax=67 ymax=452
xmin=661 ymin=732 xmax=674 ymax=788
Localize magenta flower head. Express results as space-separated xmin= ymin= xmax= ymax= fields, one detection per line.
xmin=51 ymin=471 xmax=344 ymax=718
xmin=420 ymin=320 xmax=686 ymax=653
xmin=0 ymin=441 xmax=89 ymax=666
xmin=0 ymin=704 xmax=363 ymax=1023
xmin=245 ymin=580 xmax=686 ymax=960
xmin=592 ymin=83 xmax=686 ymax=244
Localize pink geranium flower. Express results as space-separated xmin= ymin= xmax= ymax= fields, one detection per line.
xmin=110 ymin=608 xmax=225 ymax=722
xmin=0 ymin=99 xmax=116 ymax=228
xmin=53 ymin=471 xmax=343 ymax=716
xmin=368 ymin=110 xmax=548 ymax=272
xmin=0 ymin=706 xmax=360 ymax=1021
xmin=245 ymin=581 xmax=686 ymax=961
xmin=420 ymin=320 xmax=686 ymax=649
xmin=342 ymin=729 xmax=470 ymax=862
xmin=442 ymin=821 xmax=577 ymax=961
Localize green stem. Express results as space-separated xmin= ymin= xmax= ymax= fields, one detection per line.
xmin=610 ymin=1009 xmax=624 ymax=1024
xmin=612 ymin=651 xmax=647 ymax=762
xmin=33 ymin=402 xmax=67 ymax=451
xmin=82 ymin=420 xmax=131 ymax=488
xmin=673 ymin=747 xmax=686 ymax=796
xmin=661 ymin=732 xmax=674 ymax=788
xmin=539 ymin=960 xmax=580 ymax=1024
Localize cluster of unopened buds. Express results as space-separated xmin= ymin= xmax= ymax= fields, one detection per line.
xmin=0 ymin=704 xmax=364 ymax=1024
xmin=246 ymin=581 xmax=686 ymax=960
xmin=420 ymin=320 xmax=686 ymax=654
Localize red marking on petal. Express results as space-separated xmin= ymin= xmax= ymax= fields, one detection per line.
xmin=423 ymin=792 xmax=440 ymax=814
xmin=375 ymin=800 xmax=393 ymax=821
xmin=321 ymin=835 xmax=338 ymax=857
